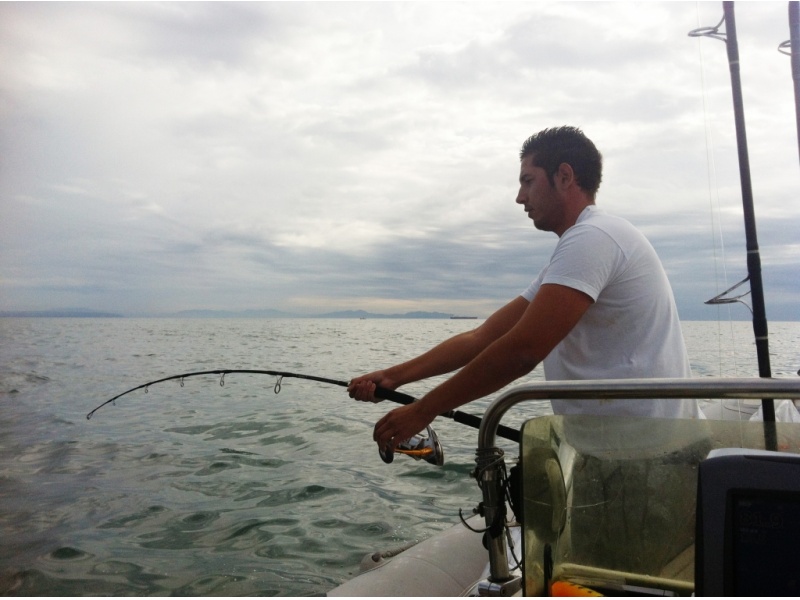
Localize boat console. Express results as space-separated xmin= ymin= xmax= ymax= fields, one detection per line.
xmin=695 ymin=448 xmax=800 ymax=596
xmin=473 ymin=378 xmax=800 ymax=597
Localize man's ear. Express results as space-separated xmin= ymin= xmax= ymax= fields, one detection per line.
xmin=554 ymin=162 xmax=575 ymax=191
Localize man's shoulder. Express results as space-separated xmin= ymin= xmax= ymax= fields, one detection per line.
xmin=580 ymin=206 xmax=632 ymax=225
xmin=574 ymin=207 xmax=644 ymax=239
xmin=561 ymin=207 xmax=656 ymax=266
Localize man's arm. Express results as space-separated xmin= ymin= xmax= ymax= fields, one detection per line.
xmin=348 ymin=295 xmax=530 ymax=400
xmin=372 ymin=284 xmax=593 ymax=449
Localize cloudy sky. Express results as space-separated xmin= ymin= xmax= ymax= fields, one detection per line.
xmin=1 ymin=2 xmax=797 ymax=319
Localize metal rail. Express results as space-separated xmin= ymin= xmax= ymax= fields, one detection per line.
xmin=478 ymin=378 xmax=800 ymax=449
xmin=474 ymin=377 xmax=800 ymax=591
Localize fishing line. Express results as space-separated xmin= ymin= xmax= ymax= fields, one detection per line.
xmin=692 ymin=3 xmax=742 ymax=381
xmin=86 ymin=369 xmax=521 ymax=444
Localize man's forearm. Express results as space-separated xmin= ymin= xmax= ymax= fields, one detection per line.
xmin=387 ymin=296 xmax=530 ymax=388
xmin=385 ymin=330 xmax=487 ymax=387
xmin=413 ymin=329 xmax=539 ymax=419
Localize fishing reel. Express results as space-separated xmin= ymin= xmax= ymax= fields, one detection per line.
xmin=379 ymin=425 xmax=444 ymax=467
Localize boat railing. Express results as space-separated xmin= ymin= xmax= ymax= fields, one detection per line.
xmin=473 ymin=377 xmax=800 ymax=595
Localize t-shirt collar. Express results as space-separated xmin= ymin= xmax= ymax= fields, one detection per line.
xmin=577 ymin=204 xmax=598 ymax=224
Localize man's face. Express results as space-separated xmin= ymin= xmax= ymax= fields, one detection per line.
xmin=516 ymin=155 xmax=563 ymax=234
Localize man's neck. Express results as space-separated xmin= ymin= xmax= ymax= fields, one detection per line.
xmin=555 ymin=199 xmax=595 ymax=237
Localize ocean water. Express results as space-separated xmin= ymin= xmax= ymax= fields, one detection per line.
xmin=0 ymin=318 xmax=798 ymax=596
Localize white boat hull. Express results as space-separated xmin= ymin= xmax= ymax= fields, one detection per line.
xmin=328 ymin=516 xmax=491 ymax=597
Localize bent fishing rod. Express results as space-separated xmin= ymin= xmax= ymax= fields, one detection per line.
xmin=86 ymin=369 xmax=521 ymax=463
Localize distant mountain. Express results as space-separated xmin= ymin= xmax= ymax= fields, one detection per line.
xmin=168 ymin=309 xmax=456 ymax=319
xmin=167 ymin=308 xmax=296 ymax=318
xmin=0 ymin=308 xmax=123 ymax=318
xmin=316 ymin=310 xmax=453 ymax=319
xmin=1 ymin=307 xmax=466 ymax=319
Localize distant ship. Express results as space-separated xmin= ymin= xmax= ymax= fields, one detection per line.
xmin=450 ymin=316 xmax=478 ymax=319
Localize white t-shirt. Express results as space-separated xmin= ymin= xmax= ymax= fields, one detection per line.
xmin=522 ymin=206 xmax=701 ymax=419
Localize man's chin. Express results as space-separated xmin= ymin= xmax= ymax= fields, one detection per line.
xmin=531 ymin=218 xmax=553 ymax=233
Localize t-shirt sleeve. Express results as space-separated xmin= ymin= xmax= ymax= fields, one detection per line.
xmin=521 ymin=268 xmax=545 ymax=302
xmin=537 ymin=225 xmax=625 ymax=302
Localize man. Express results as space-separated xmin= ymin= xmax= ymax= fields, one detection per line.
xmin=349 ymin=126 xmax=701 ymax=455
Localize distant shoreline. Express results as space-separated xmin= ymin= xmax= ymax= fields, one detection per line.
xmin=3 ymin=309 xmax=779 ymax=322
xmin=0 ymin=311 xmax=769 ymax=322
xmin=0 ymin=309 xmax=125 ymax=318
xmin=0 ymin=308 xmax=479 ymax=320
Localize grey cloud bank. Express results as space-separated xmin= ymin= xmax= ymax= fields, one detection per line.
xmin=1 ymin=2 xmax=797 ymax=322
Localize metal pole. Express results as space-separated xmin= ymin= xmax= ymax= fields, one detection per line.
xmin=475 ymin=447 xmax=514 ymax=591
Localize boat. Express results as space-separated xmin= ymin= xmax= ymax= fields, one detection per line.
xmin=328 ymin=3 xmax=800 ymax=596
xmin=329 ymin=379 xmax=800 ymax=597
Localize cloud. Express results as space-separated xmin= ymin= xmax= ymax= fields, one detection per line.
xmin=0 ymin=2 xmax=797 ymax=320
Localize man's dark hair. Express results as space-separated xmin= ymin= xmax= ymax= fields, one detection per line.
xmin=519 ymin=126 xmax=603 ymax=197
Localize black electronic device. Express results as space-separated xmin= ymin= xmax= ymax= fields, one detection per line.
xmin=695 ymin=448 xmax=800 ymax=596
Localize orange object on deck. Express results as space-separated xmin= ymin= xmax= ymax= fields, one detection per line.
xmin=550 ymin=580 xmax=603 ymax=596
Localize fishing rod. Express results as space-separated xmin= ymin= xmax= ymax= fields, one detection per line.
xmin=780 ymin=2 xmax=800 ymax=167
xmin=690 ymin=2 xmax=776 ymax=433
xmin=86 ymin=369 xmax=522 ymax=465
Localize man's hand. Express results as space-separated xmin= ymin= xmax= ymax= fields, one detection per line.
xmin=373 ymin=401 xmax=437 ymax=452
xmin=347 ymin=371 xmax=396 ymax=403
